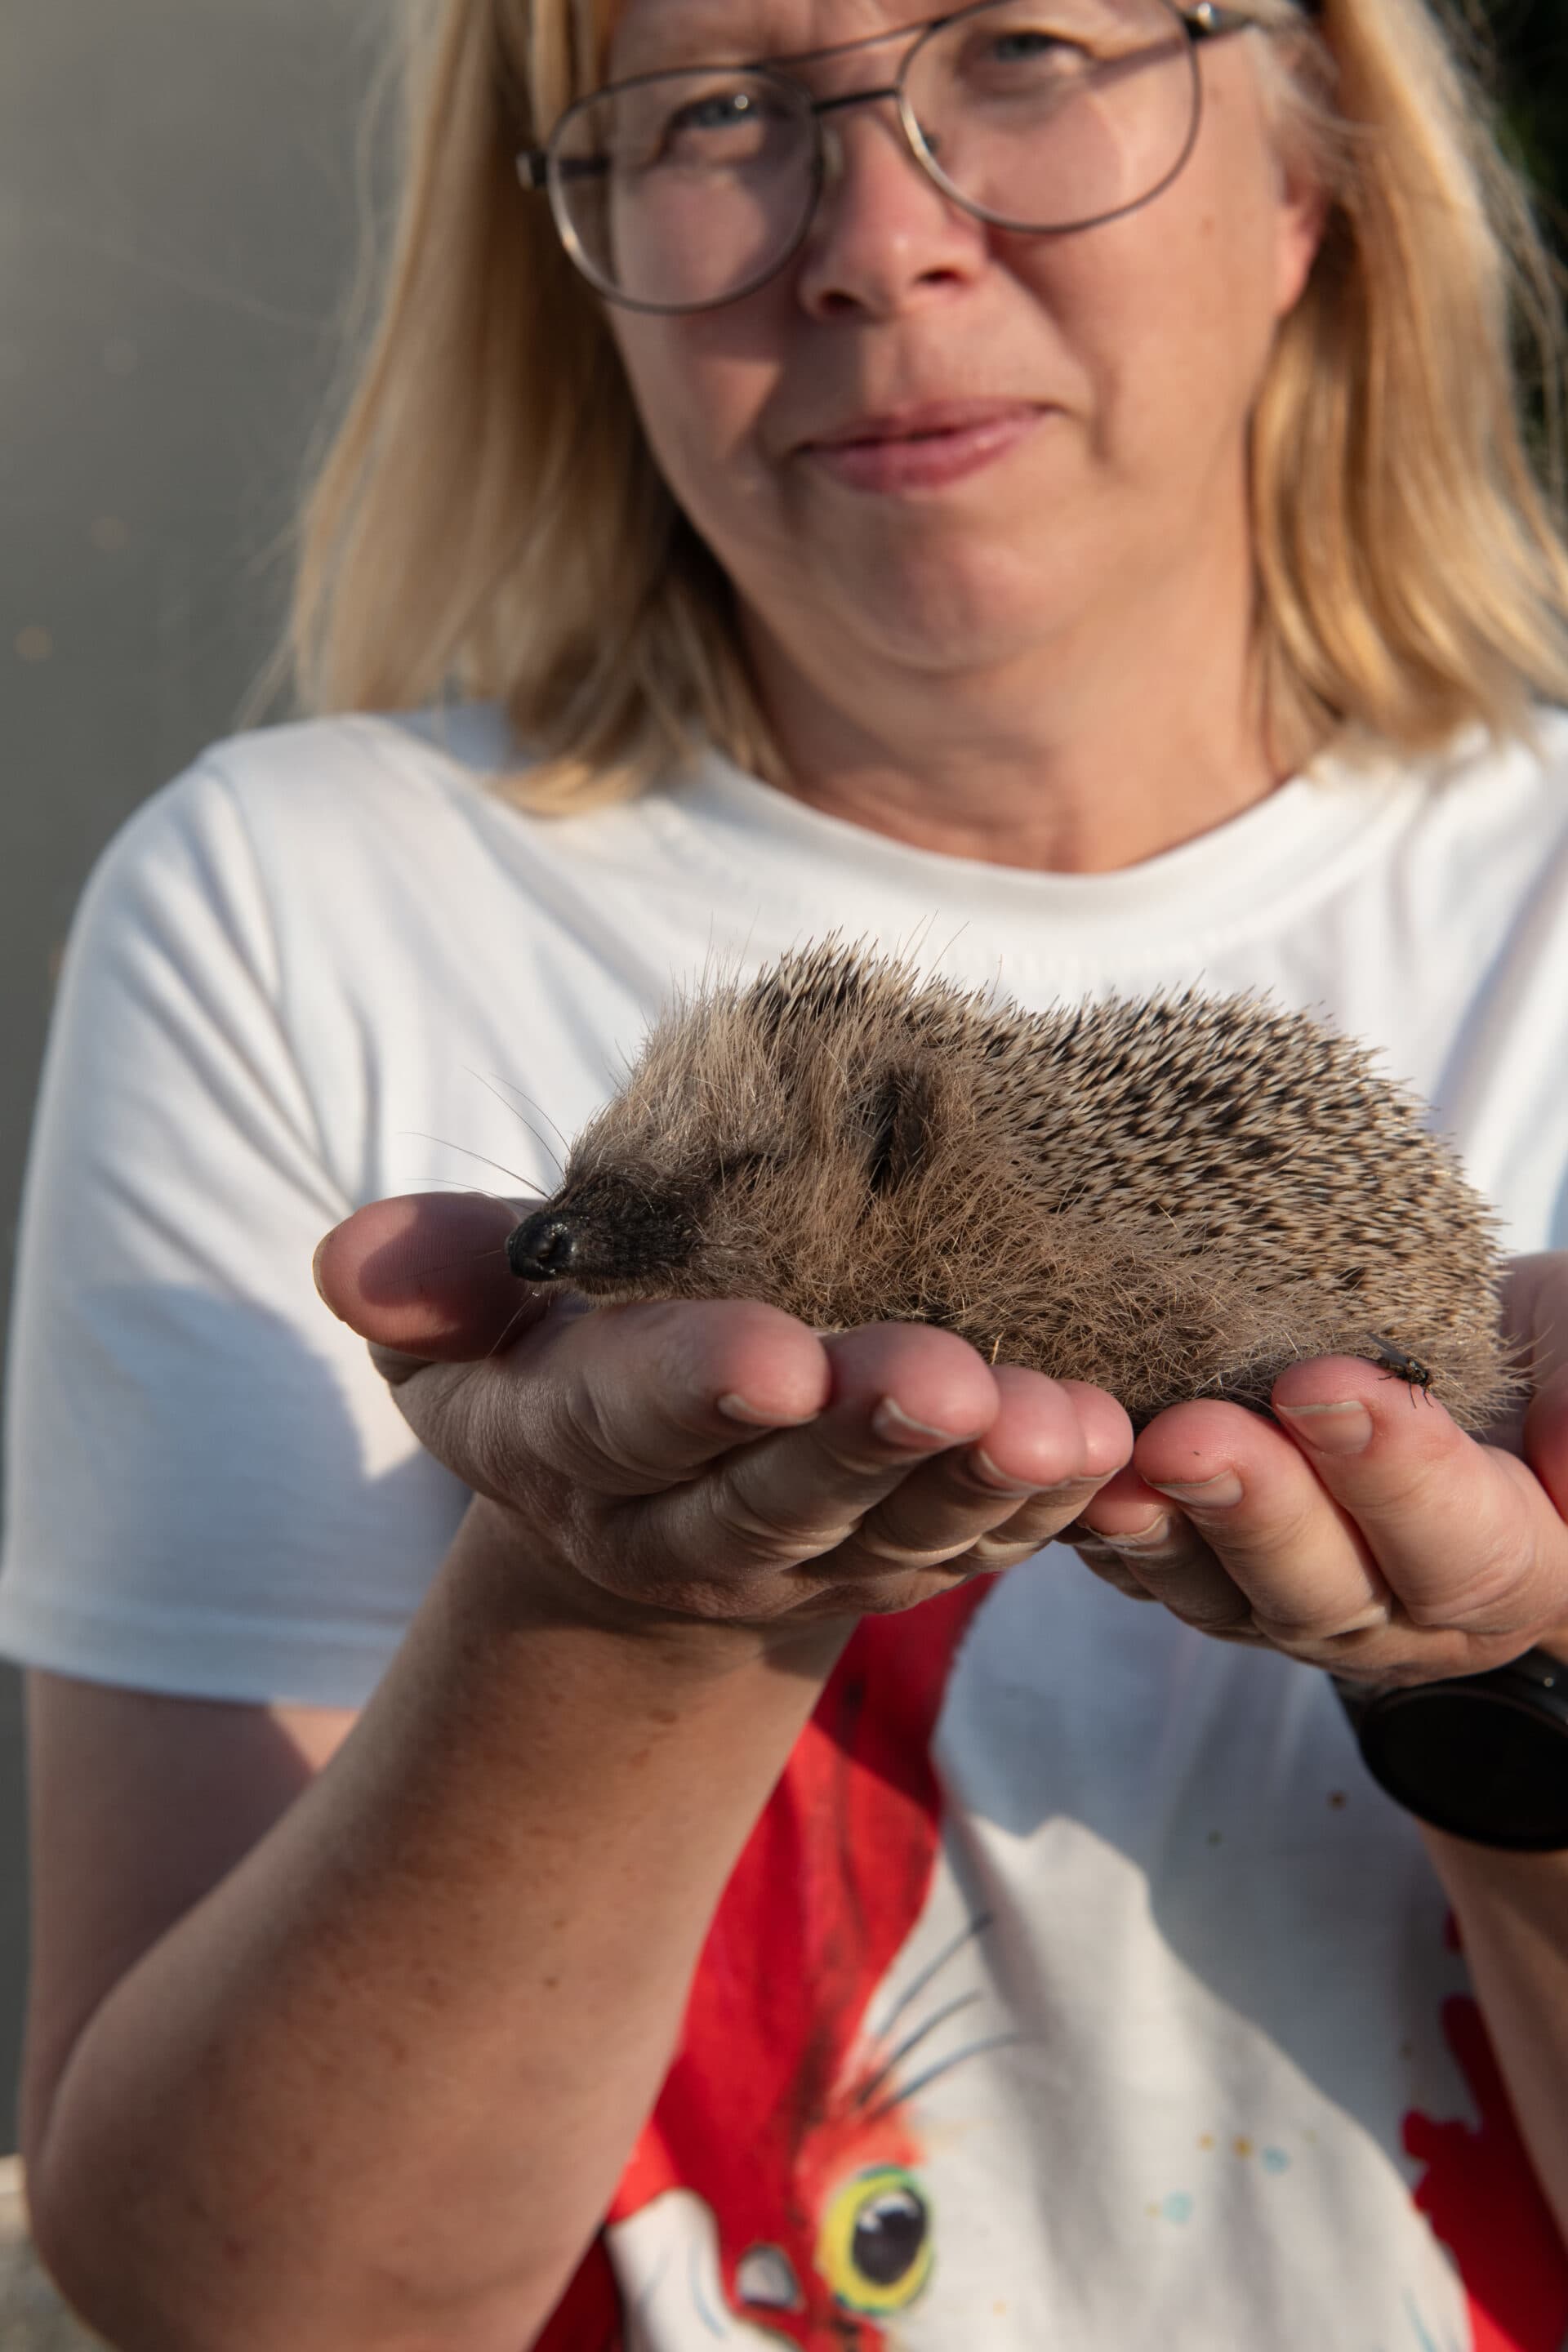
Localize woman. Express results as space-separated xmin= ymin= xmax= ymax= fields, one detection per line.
xmin=7 ymin=0 xmax=1568 ymax=2343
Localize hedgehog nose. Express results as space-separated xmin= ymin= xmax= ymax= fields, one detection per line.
xmin=506 ymin=1212 xmax=581 ymax=1283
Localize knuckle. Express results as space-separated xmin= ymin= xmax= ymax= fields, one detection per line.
xmin=994 ymin=1495 xmax=1093 ymax=1548
xmin=1254 ymin=1598 xmax=1394 ymax=1650
xmin=1401 ymin=1533 xmax=1533 ymax=1630
xmin=969 ymin=1532 xmax=1054 ymax=1568
xmin=815 ymin=1431 xmax=908 ymax=1481
xmin=851 ymin=1521 xmax=974 ymax=1571
xmin=706 ymin=1486 xmax=857 ymax=1564
xmin=1172 ymin=1597 xmax=1254 ymax=1634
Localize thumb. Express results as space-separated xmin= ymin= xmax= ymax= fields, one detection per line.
xmin=313 ymin=1192 xmax=550 ymax=1381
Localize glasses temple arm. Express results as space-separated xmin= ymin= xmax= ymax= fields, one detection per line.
xmin=516 ymin=151 xmax=608 ymax=190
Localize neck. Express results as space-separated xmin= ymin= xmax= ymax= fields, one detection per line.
xmin=740 ymin=543 xmax=1308 ymax=876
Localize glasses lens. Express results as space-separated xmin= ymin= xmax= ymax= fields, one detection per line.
xmin=551 ymin=69 xmax=817 ymax=310
xmin=903 ymin=0 xmax=1201 ymax=234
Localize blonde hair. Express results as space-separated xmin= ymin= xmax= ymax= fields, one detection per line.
xmin=247 ymin=0 xmax=1568 ymax=805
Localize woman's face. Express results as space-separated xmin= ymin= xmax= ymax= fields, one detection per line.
xmin=600 ymin=0 xmax=1323 ymax=695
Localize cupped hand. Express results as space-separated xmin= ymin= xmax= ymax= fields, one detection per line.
xmin=314 ymin=1194 xmax=1133 ymax=1637
xmin=1071 ymin=1253 xmax=1568 ymax=1682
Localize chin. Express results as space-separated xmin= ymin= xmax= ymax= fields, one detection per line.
xmin=817 ymin=544 xmax=1097 ymax=675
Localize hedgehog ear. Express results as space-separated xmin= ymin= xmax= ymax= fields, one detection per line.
xmin=866 ymin=1061 xmax=938 ymax=1195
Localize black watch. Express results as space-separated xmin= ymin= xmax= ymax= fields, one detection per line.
xmin=1334 ymin=1650 xmax=1568 ymax=1851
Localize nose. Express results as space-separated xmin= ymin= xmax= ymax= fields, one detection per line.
xmin=795 ymin=96 xmax=989 ymax=320
xmin=506 ymin=1211 xmax=581 ymax=1282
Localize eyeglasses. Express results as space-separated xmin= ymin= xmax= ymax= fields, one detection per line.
xmin=517 ymin=0 xmax=1259 ymax=315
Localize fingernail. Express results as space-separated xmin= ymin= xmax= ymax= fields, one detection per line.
xmin=311 ymin=1236 xmax=343 ymax=1319
xmin=1098 ymin=1512 xmax=1174 ymax=1551
xmin=1276 ymin=1401 xmax=1374 ymax=1454
xmin=873 ymin=1396 xmax=963 ymax=1447
xmin=969 ymin=1449 xmax=1040 ymax=1496
xmin=1147 ymin=1471 xmax=1244 ymax=1508
xmin=717 ymin=1394 xmax=819 ymax=1429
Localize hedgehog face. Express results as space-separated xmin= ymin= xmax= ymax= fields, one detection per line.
xmin=507 ymin=1027 xmax=966 ymax=1316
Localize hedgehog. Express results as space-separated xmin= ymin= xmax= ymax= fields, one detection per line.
xmin=505 ymin=942 xmax=1515 ymax=1432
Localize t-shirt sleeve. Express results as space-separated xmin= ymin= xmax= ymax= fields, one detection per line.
xmin=0 ymin=754 xmax=470 ymax=1708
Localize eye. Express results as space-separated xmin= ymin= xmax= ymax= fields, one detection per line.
xmin=648 ymin=79 xmax=795 ymax=168
xmin=816 ymin=2167 xmax=933 ymax=2316
xmin=863 ymin=1062 xmax=937 ymax=1196
xmin=959 ymin=20 xmax=1085 ymax=87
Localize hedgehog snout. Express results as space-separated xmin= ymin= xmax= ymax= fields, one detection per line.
xmin=506 ymin=1211 xmax=582 ymax=1283
xmin=506 ymin=1178 xmax=704 ymax=1292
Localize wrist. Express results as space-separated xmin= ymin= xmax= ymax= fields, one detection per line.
xmin=447 ymin=1494 xmax=858 ymax=1686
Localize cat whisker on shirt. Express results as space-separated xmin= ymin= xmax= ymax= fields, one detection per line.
xmin=848 ymin=1991 xmax=985 ymax=2114
xmin=866 ymin=1911 xmax=995 ymax=2046
xmin=860 ymin=2031 xmax=1028 ymax=2127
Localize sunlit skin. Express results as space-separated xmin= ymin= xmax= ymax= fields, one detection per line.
xmin=319 ymin=0 xmax=1568 ymax=2240
xmin=605 ymin=0 xmax=1324 ymax=875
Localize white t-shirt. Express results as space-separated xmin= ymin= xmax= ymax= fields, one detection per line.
xmin=4 ymin=703 xmax=1568 ymax=2350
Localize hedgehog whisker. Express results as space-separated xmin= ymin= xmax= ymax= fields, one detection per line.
xmin=398 ymin=1133 xmax=543 ymax=1199
xmin=416 ymin=1245 xmax=514 ymax=1279
xmin=400 ymin=1178 xmax=518 ymax=1201
xmin=484 ymin=1295 xmax=545 ymax=1362
xmin=459 ymin=1071 xmax=567 ymax=1180
xmin=465 ymin=1067 xmax=573 ymax=1155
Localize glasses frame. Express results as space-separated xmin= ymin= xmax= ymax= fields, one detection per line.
xmin=515 ymin=0 xmax=1260 ymax=315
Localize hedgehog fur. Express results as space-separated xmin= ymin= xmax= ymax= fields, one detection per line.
xmin=506 ymin=942 xmax=1515 ymax=1432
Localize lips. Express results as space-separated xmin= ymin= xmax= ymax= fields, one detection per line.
xmin=799 ymin=399 xmax=1045 ymax=493
xmin=804 ymin=398 xmax=1040 ymax=451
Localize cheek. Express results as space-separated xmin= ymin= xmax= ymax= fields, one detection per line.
xmin=1028 ymin=172 xmax=1291 ymax=475
xmin=611 ymin=315 xmax=785 ymax=539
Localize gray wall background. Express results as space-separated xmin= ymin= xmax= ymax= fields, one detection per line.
xmin=1 ymin=0 xmax=392 ymax=2149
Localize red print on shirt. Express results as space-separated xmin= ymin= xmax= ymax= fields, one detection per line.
xmin=1404 ymin=1990 xmax=1568 ymax=2352
xmin=535 ymin=1575 xmax=996 ymax=2351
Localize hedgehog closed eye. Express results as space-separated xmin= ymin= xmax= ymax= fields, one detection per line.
xmin=506 ymin=943 xmax=1516 ymax=1432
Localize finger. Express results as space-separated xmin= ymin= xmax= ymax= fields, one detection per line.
xmin=639 ymin=1322 xmax=1007 ymax=1577
xmin=1071 ymin=1532 xmax=1166 ymax=1602
xmin=1116 ymin=1401 xmax=1395 ymax=1650
xmin=1267 ymin=1356 xmax=1561 ymax=1642
xmin=1071 ymin=1463 xmax=1262 ymax=1633
xmin=485 ymin=1295 xmax=836 ymax=1498
xmin=855 ymin=1370 xmax=1130 ymax=1568
xmin=322 ymin=1201 xmax=839 ymax=1494
xmin=1505 ymin=1255 xmax=1568 ymax=1523
xmin=314 ymin=1192 xmax=543 ymax=1371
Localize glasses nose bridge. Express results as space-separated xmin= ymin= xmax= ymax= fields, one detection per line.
xmin=808 ymin=75 xmax=929 ymax=195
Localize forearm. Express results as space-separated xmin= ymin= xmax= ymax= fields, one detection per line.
xmin=1420 ymin=1823 xmax=1568 ymax=2249
xmin=28 ymin=1501 xmax=849 ymax=2352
